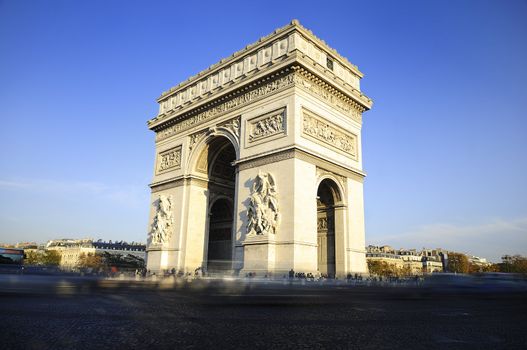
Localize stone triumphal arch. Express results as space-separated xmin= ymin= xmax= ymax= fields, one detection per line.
xmin=146 ymin=20 xmax=372 ymax=277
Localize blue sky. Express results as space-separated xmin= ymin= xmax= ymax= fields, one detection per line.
xmin=1 ymin=0 xmax=526 ymax=262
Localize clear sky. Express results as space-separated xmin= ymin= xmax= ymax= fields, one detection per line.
xmin=1 ymin=0 xmax=526 ymax=262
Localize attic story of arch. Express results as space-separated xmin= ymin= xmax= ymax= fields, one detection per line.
xmin=145 ymin=20 xmax=373 ymax=277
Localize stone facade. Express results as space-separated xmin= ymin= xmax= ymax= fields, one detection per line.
xmin=146 ymin=20 xmax=372 ymax=277
xmin=46 ymin=239 xmax=146 ymax=269
xmin=366 ymin=245 xmax=449 ymax=275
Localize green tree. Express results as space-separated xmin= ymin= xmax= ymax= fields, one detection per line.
xmin=511 ymin=256 xmax=527 ymax=273
xmin=41 ymin=250 xmax=62 ymax=266
xmin=400 ymin=265 xmax=412 ymax=277
xmin=367 ymin=260 xmax=407 ymax=277
xmin=24 ymin=251 xmax=40 ymax=265
xmin=367 ymin=260 xmax=383 ymax=275
xmin=447 ymin=253 xmax=469 ymax=273
xmin=498 ymin=255 xmax=527 ymax=273
xmin=77 ymin=252 xmax=103 ymax=269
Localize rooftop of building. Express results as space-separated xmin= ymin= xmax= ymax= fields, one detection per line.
xmin=92 ymin=240 xmax=146 ymax=251
xmin=45 ymin=238 xmax=145 ymax=250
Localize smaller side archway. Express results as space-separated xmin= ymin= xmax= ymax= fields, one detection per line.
xmin=316 ymin=178 xmax=345 ymax=278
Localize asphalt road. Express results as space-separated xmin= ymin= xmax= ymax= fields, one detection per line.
xmin=1 ymin=275 xmax=526 ymax=349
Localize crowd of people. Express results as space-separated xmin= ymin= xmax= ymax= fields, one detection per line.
xmin=134 ymin=267 xmax=424 ymax=286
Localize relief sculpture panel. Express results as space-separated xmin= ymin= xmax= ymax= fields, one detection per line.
xmin=155 ymin=73 xmax=295 ymax=142
xmin=302 ymin=109 xmax=358 ymax=160
xmin=246 ymin=171 xmax=280 ymax=236
xmin=246 ymin=108 xmax=287 ymax=146
xmin=156 ymin=146 xmax=182 ymax=174
xmin=149 ymin=195 xmax=174 ymax=245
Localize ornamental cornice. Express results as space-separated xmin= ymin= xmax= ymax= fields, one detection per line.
xmin=149 ymin=178 xmax=185 ymax=193
xmin=240 ymin=238 xmax=318 ymax=247
xmin=152 ymin=66 xmax=367 ymax=141
xmin=292 ymin=65 xmax=371 ymax=115
xmin=235 ymin=149 xmax=296 ymax=172
xmin=150 ymin=21 xmax=373 ymax=130
xmin=153 ymin=68 xmax=295 ymax=140
xmin=234 ymin=145 xmax=366 ymax=181
xmin=149 ymin=175 xmax=208 ymax=193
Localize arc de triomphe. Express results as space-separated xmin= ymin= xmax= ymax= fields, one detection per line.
xmin=146 ymin=20 xmax=372 ymax=277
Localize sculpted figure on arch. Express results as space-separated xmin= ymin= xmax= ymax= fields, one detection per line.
xmin=150 ymin=195 xmax=174 ymax=245
xmin=246 ymin=171 xmax=279 ymax=236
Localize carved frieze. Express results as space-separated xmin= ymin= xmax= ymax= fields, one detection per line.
xmin=155 ymin=67 xmax=365 ymax=143
xmin=156 ymin=146 xmax=182 ymax=174
xmin=302 ymin=109 xmax=358 ymax=160
xmin=246 ymin=172 xmax=279 ymax=236
xmin=151 ymin=20 xmax=371 ymax=125
xmin=155 ymin=72 xmax=295 ymax=142
xmin=150 ymin=195 xmax=174 ymax=245
xmin=236 ymin=149 xmax=295 ymax=172
xmin=246 ymin=108 xmax=286 ymax=145
xmin=293 ymin=68 xmax=363 ymax=124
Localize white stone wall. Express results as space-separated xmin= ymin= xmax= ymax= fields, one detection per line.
xmin=146 ymin=22 xmax=371 ymax=276
xmin=146 ymin=83 xmax=369 ymax=275
xmin=346 ymin=178 xmax=368 ymax=273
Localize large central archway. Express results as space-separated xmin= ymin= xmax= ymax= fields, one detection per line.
xmin=202 ymin=137 xmax=236 ymax=273
xmin=207 ymin=197 xmax=233 ymax=271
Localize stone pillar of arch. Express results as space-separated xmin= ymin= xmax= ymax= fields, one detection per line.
xmin=145 ymin=20 xmax=372 ymax=277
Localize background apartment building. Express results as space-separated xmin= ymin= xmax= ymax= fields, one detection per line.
xmin=366 ymin=245 xmax=448 ymax=275
xmin=46 ymin=239 xmax=146 ymax=269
